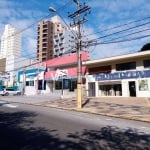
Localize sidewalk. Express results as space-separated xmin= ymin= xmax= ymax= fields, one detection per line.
xmin=35 ymin=96 xmax=150 ymax=123
xmin=0 ymin=95 xmax=150 ymax=123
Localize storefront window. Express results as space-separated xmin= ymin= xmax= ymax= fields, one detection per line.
xmin=139 ymin=79 xmax=149 ymax=91
xmin=55 ymin=79 xmax=77 ymax=91
xmin=99 ymin=84 xmax=122 ymax=96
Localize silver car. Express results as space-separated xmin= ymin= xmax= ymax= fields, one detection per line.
xmin=0 ymin=88 xmax=21 ymax=96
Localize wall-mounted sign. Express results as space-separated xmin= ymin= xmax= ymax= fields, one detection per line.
xmin=95 ymin=70 xmax=150 ymax=81
xmin=55 ymin=69 xmax=68 ymax=80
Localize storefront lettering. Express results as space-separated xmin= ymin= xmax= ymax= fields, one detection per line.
xmin=95 ymin=70 xmax=150 ymax=81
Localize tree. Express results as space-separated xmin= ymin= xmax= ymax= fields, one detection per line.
xmin=140 ymin=43 xmax=150 ymax=51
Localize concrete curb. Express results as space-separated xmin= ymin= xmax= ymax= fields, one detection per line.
xmin=1 ymin=99 xmax=150 ymax=123
xmin=34 ymin=103 xmax=150 ymax=123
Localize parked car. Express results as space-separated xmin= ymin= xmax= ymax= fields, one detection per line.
xmin=0 ymin=88 xmax=21 ymax=96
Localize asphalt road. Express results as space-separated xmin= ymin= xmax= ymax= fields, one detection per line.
xmin=0 ymin=101 xmax=150 ymax=150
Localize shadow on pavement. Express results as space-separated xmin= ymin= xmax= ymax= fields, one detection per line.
xmin=0 ymin=110 xmax=149 ymax=150
xmin=68 ymin=127 xmax=150 ymax=150
xmin=82 ymin=99 xmax=90 ymax=108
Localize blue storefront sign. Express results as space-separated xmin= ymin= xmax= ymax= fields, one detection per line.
xmin=95 ymin=70 xmax=150 ymax=81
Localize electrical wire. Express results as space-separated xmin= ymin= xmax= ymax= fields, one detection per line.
xmin=100 ymin=28 xmax=150 ymax=43
xmin=88 ymin=34 xmax=150 ymax=46
xmin=0 ymin=0 xmax=73 ymax=44
xmin=88 ymin=21 xmax=150 ymax=43
xmin=0 ymin=1 xmax=150 ymax=73
xmin=0 ymin=0 xmax=77 ymax=71
xmin=84 ymin=16 xmax=150 ymax=37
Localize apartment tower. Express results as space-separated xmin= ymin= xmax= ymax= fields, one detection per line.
xmin=0 ymin=24 xmax=21 ymax=58
xmin=37 ymin=16 xmax=66 ymax=62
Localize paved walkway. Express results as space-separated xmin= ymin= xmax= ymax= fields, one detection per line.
xmin=35 ymin=97 xmax=150 ymax=123
xmin=0 ymin=95 xmax=150 ymax=123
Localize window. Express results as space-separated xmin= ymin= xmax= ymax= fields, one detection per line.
xmin=143 ymin=59 xmax=150 ymax=68
xmin=116 ymin=62 xmax=136 ymax=71
xmin=38 ymin=80 xmax=46 ymax=90
xmin=55 ymin=79 xmax=77 ymax=90
xmin=26 ymin=81 xmax=34 ymax=86
xmin=55 ymin=80 xmax=62 ymax=90
xmin=88 ymin=66 xmax=111 ymax=74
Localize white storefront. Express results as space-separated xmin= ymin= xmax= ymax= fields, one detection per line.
xmin=84 ymin=51 xmax=150 ymax=98
xmin=86 ymin=71 xmax=150 ymax=98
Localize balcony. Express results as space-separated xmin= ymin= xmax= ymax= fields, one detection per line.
xmin=43 ymin=24 xmax=48 ymax=29
xmin=42 ymin=35 xmax=48 ymax=39
xmin=43 ymin=39 xmax=48 ymax=43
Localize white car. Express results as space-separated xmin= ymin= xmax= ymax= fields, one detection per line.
xmin=0 ymin=88 xmax=21 ymax=96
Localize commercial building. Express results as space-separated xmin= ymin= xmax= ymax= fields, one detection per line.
xmin=18 ymin=52 xmax=88 ymax=96
xmin=0 ymin=56 xmax=31 ymax=87
xmin=0 ymin=24 xmax=21 ymax=58
xmin=37 ymin=16 xmax=66 ymax=62
xmin=84 ymin=50 xmax=150 ymax=98
xmin=18 ymin=68 xmax=46 ymax=95
xmin=44 ymin=51 xmax=88 ymax=96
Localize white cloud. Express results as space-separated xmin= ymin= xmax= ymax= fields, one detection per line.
xmin=0 ymin=0 xmax=149 ymax=61
xmin=0 ymin=0 xmax=49 ymax=59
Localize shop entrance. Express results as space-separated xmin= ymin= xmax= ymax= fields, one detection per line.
xmin=88 ymin=82 xmax=95 ymax=97
xmin=129 ymin=81 xmax=136 ymax=97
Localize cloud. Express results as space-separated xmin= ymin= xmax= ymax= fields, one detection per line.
xmin=0 ymin=0 xmax=49 ymax=59
xmin=82 ymin=0 xmax=150 ymax=60
xmin=0 ymin=0 xmax=149 ymax=61
xmin=82 ymin=20 xmax=150 ymax=60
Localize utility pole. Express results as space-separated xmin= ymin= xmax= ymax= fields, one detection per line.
xmin=22 ymin=68 xmax=26 ymax=95
xmin=68 ymin=0 xmax=90 ymax=109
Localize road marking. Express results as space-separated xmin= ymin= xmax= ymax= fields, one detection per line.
xmin=140 ymin=126 xmax=147 ymax=129
xmin=3 ymin=104 xmax=18 ymax=108
xmin=106 ymin=118 xmax=112 ymax=121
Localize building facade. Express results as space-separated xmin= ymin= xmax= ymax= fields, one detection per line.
xmin=0 ymin=56 xmax=31 ymax=87
xmin=44 ymin=51 xmax=88 ymax=96
xmin=0 ymin=24 xmax=21 ymax=58
xmin=18 ymin=68 xmax=46 ymax=95
xmin=19 ymin=52 xmax=88 ymax=96
xmin=53 ymin=30 xmax=77 ymax=57
xmin=37 ymin=16 xmax=66 ymax=62
xmin=84 ymin=51 xmax=150 ymax=98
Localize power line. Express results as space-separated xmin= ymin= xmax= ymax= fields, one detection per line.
xmin=84 ymin=16 xmax=150 ymax=37
xmin=0 ymin=0 xmax=77 ymax=70
xmin=1 ymin=23 xmax=149 ymax=70
xmin=88 ymin=21 xmax=150 ymax=43
xmin=88 ymin=34 xmax=150 ymax=46
xmin=101 ymin=28 xmax=150 ymax=43
xmin=0 ymin=0 xmax=73 ymax=44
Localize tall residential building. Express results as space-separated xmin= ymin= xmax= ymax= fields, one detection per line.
xmin=53 ymin=30 xmax=77 ymax=57
xmin=37 ymin=16 xmax=66 ymax=62
xmin=0 ymin=24 xmax=21 ymax=58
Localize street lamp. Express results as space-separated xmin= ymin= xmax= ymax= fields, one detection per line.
xmin=49 ymin=7 xmax=77 ymax=37
xmin=49 ymin=7 xmax=56 ymax=13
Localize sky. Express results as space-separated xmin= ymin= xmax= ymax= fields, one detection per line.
xmin=0 ymin=0 xmax=150 ymax=60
